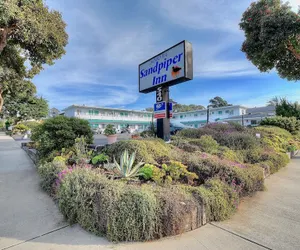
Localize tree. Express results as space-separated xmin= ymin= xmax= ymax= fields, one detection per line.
xmin=275 ymin=98 xmax=300 ymax=118
xmin=209 ymin=96 xmax=232 ymax=108
xmin=240 ymin=0 xmax=300 ymax=81
xmin=145 ymin=107 xmax=154 ymax=112
xmin=1 ymin=79 xmax=48 ymax=122
xmin=267 ymin=97 xmax=280 ymax=106
xmin=0 ymin=0 xmax=68 ymax=111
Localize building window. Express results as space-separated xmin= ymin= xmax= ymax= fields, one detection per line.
xmin=173 ymin=116 xmax=176 ymax=119
xmin=194 ymin=114 xmax=198 ymax=117
xmin=212 ymin=112 xmax=215 ymax=114
xmin=229 ymin=110 xmax=234 ymax=115
xmin=94 ymin=110 xmax=99 ymax=115
xmin=180 ymin=115 xmax=183 ymax=119
xmin=218 ymin=111 xmax=222 ymax=115
xmin=225 ymin=110 xmax=229 ymax=114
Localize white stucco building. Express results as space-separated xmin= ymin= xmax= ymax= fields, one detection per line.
xmin=63 ymin=105 xmax=153 ymax=131
xmin=172 ymin=105 xmax=247 ymax=128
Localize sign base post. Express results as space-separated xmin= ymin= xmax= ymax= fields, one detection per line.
xmin=156 ymin=86 xmax=170 ymax=141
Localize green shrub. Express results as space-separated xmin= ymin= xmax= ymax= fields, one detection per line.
xmin=103 ymin=139 xmax=171 ymax=165
xmin=185 ymin=179 xmax=239 ymax=221
xmin=139 ymin=161 xmax=198 ymax=185
xmin=91 ymin=154 xmax=109 ymax=166
xmin=12 ymin=123 xmax=29 ymax=134
xmin=31 ymin=116 xmax=93 ymax=160
xmin=22 ymin=121 xmax=40 ymax=130
xmin=177 ymin=128 xmax=203 ymax=138
xmin=139 ymin=164 xmax=162 ymax=181
xmin=162 ymin=161 xmax=198 ymax=185
xmin=287 ymin=144 xmax=298 ymax=152
xmin=178 ymin=123 xmax=247 ymax=140
xmin=261 ymin=151 xmax=290 ymax=174
xmin=217 ymin=146 xmax=244 ymax=163
xmin=218 ymin=132 xmax=259 ymax=150
xmin=104 ymin=124 xmax=116 ymax=135
xmin=255 ymin=126 xmax=293 ymax=152
xmin=189 ymin=135 xmax=219 ymax=154
xmin=57 ymin=168 xmax=161 ymax=242
xmin=260 ymin=116 xmax=300 ymax=134
xmin=241 ymin=148 xmax=263 ymax=164
xmin=108 ymin=185 xmax=161 ymax=242
xmin=183 ymin=152 xmax=264 ymax=196
xmin=38 ymin=156 xmax=67 ymax=195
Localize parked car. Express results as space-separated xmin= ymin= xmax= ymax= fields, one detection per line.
xmin=92 ymin=128 xmax=104 ymax=134
xmin=149 ymin=121 xmax=191 ymax=135
xmin=170 ymin=121 xmax=191 ymax=135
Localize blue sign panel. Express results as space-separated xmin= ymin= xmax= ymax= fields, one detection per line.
xmin=168 ymin=102 xmax=173 ymax=111
xmin=154 ymin=102 xmax=166 ymax=112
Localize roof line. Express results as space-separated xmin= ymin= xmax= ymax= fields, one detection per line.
xmin=63 ymin=104 xmax=153 ymax=114
xmin=174 ymin=105 xmax=247 ymax=114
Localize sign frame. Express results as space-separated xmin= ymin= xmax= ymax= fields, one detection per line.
xmin=139 ymin=40 xmax=193 ymax=93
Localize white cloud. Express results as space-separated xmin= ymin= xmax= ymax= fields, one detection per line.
xmin=152 ymin=0 xmax=252 ymax=34
xmin=34 ymin=1 xmax=161 ymax=109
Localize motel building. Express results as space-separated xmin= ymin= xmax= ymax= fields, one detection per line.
xmin=172 ymin=105 xmax=247 ymax=128
xmin=63 ymin=105 xmax=153 ymax=132
xmin=172 ymin=105 xmax=275 ymax=128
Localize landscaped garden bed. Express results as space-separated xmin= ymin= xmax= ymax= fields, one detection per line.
xmin=28 ymin=117 xmax=299 ymax=242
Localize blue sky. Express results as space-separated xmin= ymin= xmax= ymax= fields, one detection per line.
xmin=34 ymin=0 xmax=300 ymax=111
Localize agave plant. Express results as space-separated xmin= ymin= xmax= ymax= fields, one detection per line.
xmin=113 ymin=150 xmax=144 ymax=178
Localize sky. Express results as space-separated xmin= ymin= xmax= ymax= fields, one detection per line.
xmin=34 ymin=0 xmax=300 ymax=111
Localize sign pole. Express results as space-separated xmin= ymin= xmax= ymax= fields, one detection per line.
xmin=156 ymin=86 xmax=170 ymax=141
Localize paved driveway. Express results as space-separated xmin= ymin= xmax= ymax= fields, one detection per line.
xmin=0 ymin=132 xmax=299 ymax=250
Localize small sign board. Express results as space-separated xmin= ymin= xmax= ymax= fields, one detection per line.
xmin=139 ymin=40 xmax=193 ymax=93
xmin=156 ymin=87 xmax=163 ymax=102
xmin=154 ymin=102 xmax=166 ymax=119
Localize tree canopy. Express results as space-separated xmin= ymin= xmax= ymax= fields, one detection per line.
xmin=0 ymin=79 xmax=49 ymax=122
xmin=0 ymin=0 xmax=68 ymax=112
xmin=274 ymin=97 xmax=300 ymax=119
xmin=240 ymin=0 xmax=300 ymax=81
xmin=209 ymin=96 xmax=232 ymax=108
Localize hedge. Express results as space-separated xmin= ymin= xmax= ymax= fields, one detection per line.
xmin=55 ymin=167 xmax=246 ymax=242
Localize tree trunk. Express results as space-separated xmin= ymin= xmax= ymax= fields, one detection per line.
xmin=0 ymin=28 xmax=8 ymax=54
xmin=0 ymin=24 xmax=17 ymax=53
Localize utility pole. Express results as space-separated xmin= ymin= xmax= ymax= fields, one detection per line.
xmin=207 ymin=105 xmax=211 ymax=124
xmin=242 ymin=114 xmax=244 ymax=126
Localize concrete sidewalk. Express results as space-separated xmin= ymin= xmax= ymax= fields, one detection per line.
xmin=0 ymin=132 xmax=299 ymax=250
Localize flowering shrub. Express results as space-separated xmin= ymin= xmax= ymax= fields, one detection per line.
xmin=182 ymin=152 xmax=264 ymax=196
